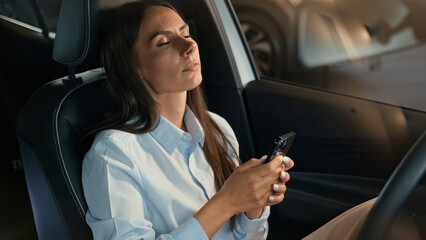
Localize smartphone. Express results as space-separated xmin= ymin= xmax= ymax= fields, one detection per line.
xmin=264 ymin=132 xmax=296 ymax=163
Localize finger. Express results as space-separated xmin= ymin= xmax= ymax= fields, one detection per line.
xmin=272 ymin=183 xmax=287 ymax=194
xmin=282 ymin=156 xmax=294 ymax=170
xmin=258 ymin=164 xmax=284 ymax=187
xmin=254 ymin=190 xmax=274 ymax=208
xmin=255 ymin=155 xmax=283 ymax=177
xmin=267 ymin=193 xmax=285 ymax=206
xmin=237 ymin=158 xmax=263 ymax=171
xmin=256 ymin=170 xmax=283 ymax=193
xmin=280 ymin=170 xmax=291 ymax=183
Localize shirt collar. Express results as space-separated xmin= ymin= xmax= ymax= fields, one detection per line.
xmin=149 ymin=105 xmax=205 ymax=155
xmin=184 ymin=105 xmax=205 ymax=147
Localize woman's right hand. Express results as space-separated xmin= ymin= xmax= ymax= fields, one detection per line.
xmin=194 ymin=155 xmax=289 ymax=238
xmin=215 ymin=155 xmax=284 ymax=215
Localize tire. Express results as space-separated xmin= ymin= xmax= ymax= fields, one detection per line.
xmin=234 ymin=7 xmax=288 ymax=78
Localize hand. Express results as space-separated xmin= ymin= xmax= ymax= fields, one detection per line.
xmin=215 ymin=155 xmax=284 ymax=217
xmin=193 ymin=155 xmax=294 ymax=238
xmin=266 ymin=155 xmax=294 ymax=207
xmin=245 ymin=155 xmax=294 ymax=219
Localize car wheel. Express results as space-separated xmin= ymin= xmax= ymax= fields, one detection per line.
xmin=235 ymin=9 xmax=287 ymax=78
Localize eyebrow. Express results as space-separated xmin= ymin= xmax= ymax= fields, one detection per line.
xmin=150 ymin=23 xmax=189 ymax=41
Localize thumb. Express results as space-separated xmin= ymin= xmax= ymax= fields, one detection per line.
xmin=238 ymin=156 xmax=265 ymax=171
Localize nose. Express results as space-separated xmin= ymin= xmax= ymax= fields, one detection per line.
xmin=181 ymin=37 xmax=197 ymax=57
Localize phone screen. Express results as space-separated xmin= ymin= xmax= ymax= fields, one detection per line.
xmin=264 ymin=132 xmax=296 ymax=163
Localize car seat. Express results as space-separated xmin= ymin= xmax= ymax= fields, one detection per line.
xmin=15 ymin=0 xmax=120 ymax=238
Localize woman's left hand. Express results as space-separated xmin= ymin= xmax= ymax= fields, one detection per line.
xmin=245 ymin=155 xmax=294 ymax=219
xmin=267 ymin=155 xmax=294 ymax=206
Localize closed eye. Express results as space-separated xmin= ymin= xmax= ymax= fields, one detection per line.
xmin=158 ymin=35 xmax=191 ymax=46
xmin=157 ymin=41 xmax=171 ymax=46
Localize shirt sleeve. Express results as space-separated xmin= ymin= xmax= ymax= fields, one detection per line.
xmin=82 ymin=136 xmax=209 ymax=240
xmin=233 ymin=207 xmax=270 ymax=239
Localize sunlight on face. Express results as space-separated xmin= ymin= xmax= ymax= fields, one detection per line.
xmin=134 ymin=6 xmax=202 ymax=96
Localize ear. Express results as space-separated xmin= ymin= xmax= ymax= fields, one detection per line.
xmin=136 ymin=65 xmax=145 ymax=81
xmin=135 ymin=65 xmax=154 ymax=93
xmin=133 ymin=49 xmax=145 ymax=80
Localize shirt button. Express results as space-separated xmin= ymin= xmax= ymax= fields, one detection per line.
xmin=182 ymin=134 xmax=189 ymax=140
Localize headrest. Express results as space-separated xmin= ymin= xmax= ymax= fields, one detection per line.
xmin=53 ymin=0 xmax=92 ymax=66
xmin=52 ymin=0 xmax=185 ymax=67
xmin=52 ymin=0 xmax=136 ymax=66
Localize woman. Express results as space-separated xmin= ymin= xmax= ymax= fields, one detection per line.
xmin=81 ymin=0 xmax=294 ymax=239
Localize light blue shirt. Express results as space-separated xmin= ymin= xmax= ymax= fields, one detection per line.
xmin=82 ymin=106 xmax=269 ymax=239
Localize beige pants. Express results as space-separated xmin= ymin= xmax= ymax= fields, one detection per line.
xmin=303 ymin=198 xmax=422 ymax=240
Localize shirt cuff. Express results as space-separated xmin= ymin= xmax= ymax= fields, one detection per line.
xmin=236 ymin=206 xmax=270 ymax=232
xmin=170 ymin=217 xmax=209 ymax=240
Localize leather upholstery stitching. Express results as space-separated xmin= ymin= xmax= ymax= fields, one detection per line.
xmin=53 ymin=74 xmax=105 ymax=222
xmin=54 ymin=112 xmax=86 ymax=220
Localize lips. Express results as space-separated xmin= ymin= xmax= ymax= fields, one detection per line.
xmin=183 ymin=61 xmax=200 ymax=72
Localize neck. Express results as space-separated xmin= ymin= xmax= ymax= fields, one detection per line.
xmin=154 ymin=91 xmax=187 ymax=131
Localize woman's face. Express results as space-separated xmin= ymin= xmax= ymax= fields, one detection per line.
xmin=134 ymin=6 xmax=202 ymax=96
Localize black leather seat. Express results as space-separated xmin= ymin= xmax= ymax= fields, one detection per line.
xmin=15 ymin=0 xmax=118 ymax=238
xmin=16 ymin=70 xmax=110 ymax=239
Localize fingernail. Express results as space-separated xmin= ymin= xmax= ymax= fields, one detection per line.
xmin=280 ymin=155 xmax=284 ymax=162
xmin=260 ymin=155 xmax=267 ymax=161
xmin=269 ymin=196 xmax=275 ymax=201
xmin=281 ymin=171 xmax=286 ymax=178
xmin=273 ymin=184 xmax=279 ymax=191
xmin=283 ymin=156 xmax=290 ymax=163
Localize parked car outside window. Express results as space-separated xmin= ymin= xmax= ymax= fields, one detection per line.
xmin=231 ymin=0 xmax=426 ymax=112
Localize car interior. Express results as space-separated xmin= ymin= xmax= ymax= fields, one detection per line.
xmin=1 ymin=0 xmax=425 ymax=239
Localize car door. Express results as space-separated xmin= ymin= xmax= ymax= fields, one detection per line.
xmin=229 ymin=0 xmax=426 ymax=239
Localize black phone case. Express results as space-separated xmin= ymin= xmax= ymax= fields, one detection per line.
xmin=265 ymin=132 xmax=296 ymax=163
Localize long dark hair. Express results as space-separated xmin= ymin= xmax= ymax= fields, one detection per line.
xmin=81 ymin=0 xmax=241 ymax=227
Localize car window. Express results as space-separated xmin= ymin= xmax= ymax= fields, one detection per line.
xmin=231 ymin=0 xmax=426 ymax=112
xmin=0 ymin=0 xmax=61 ymax=33
xmin=36 ymin=0 xmax=62 ymax=32
xmin=0 ymin=1 xmax=39 ymax=27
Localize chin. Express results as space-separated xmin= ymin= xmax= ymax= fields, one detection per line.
xmin=178 ymin=70 xmax=202 ymax=91
xmin=188 ymin=73 xmax=203 ymax=89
